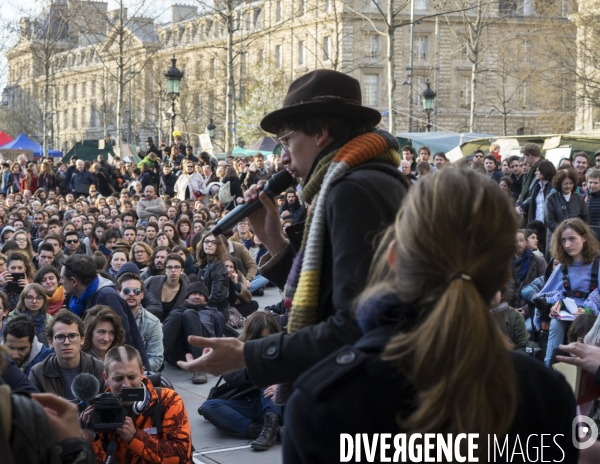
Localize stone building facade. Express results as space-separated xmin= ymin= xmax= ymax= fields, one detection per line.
xmin=3 ymin=0 xmax=574 ymax=154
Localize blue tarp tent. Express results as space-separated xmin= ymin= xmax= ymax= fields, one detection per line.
xmin=396 ymin=132 xmax=496 ymax=155
xmin=0 ymin=133 xmax=63 ymax=158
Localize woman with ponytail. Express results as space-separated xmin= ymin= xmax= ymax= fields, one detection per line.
xmin=283 ymin=168 xmax=577 ymax=463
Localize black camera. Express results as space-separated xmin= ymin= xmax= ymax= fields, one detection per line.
xmin=86 ymin=388 xmax=145 ymax=433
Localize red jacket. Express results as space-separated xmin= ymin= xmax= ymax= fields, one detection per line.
xmin=91 ymin=377 xmax=193 ymax=463
xmin=20 ymin=175 xmax=37 ymax=192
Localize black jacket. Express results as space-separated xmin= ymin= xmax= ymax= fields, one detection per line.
xmin=94 ymin=170 xmax=113 ymax=197
xmin=545 ymin=190 xmax=590 ymax=232
xmin=283 ymin=319 xmax=577 ymax=464
xmin=1 ymin=357 xmax=39 ymax=394
xmin=279 ymin=200 xmax=307 ymax=224
xmin=198 ymin=262 xmax=229 ymax=316
xmin=521 ymin=180 xmax=552 ymax=224
xmin=587 ymin=190 xmax=600 ymax=239
xmin=159 ymin=172 xmax=177 ymax=197
xmin=244 ymin=158 xmax=408 ymax=387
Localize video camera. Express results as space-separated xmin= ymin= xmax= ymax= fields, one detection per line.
xmin=86 ymin=388 xmax=145 ymax=433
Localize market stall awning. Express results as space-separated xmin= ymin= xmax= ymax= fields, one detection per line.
xmin=0 ymin=133 xmax=62 ymax=158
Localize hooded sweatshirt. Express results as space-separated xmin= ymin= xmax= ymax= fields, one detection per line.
xmin=22 ymin=336 xmax=54 ymax=376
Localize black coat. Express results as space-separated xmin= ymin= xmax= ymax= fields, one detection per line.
xmin=283 ymin=320 xmax=577 ymax=464
xmin=545 ymin=190 xmax=590 ymax=232
xmin=159 ymin=172 xmax=177 ymax=197
xmin=587 ymin=191 xmax=600 ymax=239
xmin=221 ymin=175 xmax=243 ymax=211
xmin=243 ymin=159 xmax=408 ymax=387
xmin=198 ymin=261 xmax=229 ymax=317
xmin=522 ymin=180 xmax=552 ymax=224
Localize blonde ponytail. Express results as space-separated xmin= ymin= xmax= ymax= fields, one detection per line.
xmin=383 ymin=278 xmax=516 ymax=435
xmin=364 ymin=168 xmax=518 ymax=437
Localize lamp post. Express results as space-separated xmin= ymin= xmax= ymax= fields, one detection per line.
xmin=422 ymin=79 xmax=437 ymax=132
xmin=164 ymin=56 xmax=184 ymax=145
xmin=205 ymin=118 xmax=216 ymax=138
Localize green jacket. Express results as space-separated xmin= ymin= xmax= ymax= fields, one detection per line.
xmin=506 ymin=305 xmax=530 ymax=353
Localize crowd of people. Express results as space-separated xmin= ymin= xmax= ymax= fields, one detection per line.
xmin=3 ymin=68 xmax=600 ymax=463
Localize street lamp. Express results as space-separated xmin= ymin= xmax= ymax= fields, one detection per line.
xmin=205 ymin=119 xmax=216 ymax=138
xmin=164 ymin=55 xmax=184 ymax=145
xmin=422 ymin=79 xmax=437 ymax=132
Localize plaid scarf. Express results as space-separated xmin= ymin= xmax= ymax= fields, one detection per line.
xmin=283 ymin=130 xmax=400 ymax=334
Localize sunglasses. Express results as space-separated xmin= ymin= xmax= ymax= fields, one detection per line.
xmin=121 ymin=288 xmax=142 ymax=296
xmin=65 ymin=239 xmax=79 ymax=244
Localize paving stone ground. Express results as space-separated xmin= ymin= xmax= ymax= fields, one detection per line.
xmin=162 ymin=286 xmax=284 ymax=464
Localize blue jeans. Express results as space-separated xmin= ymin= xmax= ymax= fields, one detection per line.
xmin=545 ymin=317 xmax=570 ymax=366
xmin=250 ymin=275 xmax=269 ymax=293
xmin=200 ymin=388 xmax=281 ymax=437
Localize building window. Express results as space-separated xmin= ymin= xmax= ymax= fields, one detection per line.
xmin=522 ymin=41 xmax=532 ymax=64
xmin=275 ymin=45 xmax=282 ymax=68
xmin=210 ymin=59 xmax=216 ymax=79
xmin=323 ymin=36 xmax=330 ymax=60
xmin=276 ymin=1 xmax=282 ymax=21
xmin=240 ymin=53 xmax=247 ymax=74
xmin=414 ymin=36 xmax=428 ymax=60
xmin=325 ymin=0 xmax=331 ymax=12
xmin=257 ymin=49 xmax=264 ymax=65
xmin=299 ymin=0 xmax=306 ymax=15
xmin=522 ymin=0 xmax=532 ymax=15
xmin=415 ymin=0 xmax=428 ymax=10
xmin=298 ymin=41 xmax=306 ymax=65
xmin=368 ymin=35 xmax=379 ymax=60
xmin=460 ymin=76 xmax=470 ymax=108
xmin=521 ymin=82 xmax=530 ymax=108
xmin=363 ymin=74 xmax=379 ymax=106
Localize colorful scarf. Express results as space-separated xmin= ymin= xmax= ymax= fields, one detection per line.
xmin=48 ymin=285 xmax=65 ymax=316
xmin=284 ymin=130 xmax=400 ymax=334
xmin=69 ymin=277 xmax=99 ymax=317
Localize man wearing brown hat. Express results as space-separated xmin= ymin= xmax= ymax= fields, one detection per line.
xmin=162 ymin=281 xmax=224 ymax=384
xmin=180 ymin=69 xmax=409 ymax=392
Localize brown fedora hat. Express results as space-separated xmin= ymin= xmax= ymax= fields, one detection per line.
xmin=260 ymin=70 xmax=382 ymax=134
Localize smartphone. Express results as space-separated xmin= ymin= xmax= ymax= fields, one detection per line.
xmin=6 ymin=273 xmax=25 ymax=293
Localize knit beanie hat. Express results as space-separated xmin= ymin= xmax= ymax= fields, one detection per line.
xmin=185 ymin=282 xmax=210 ymax=300
xmin=116 ymin=262 xmax=140 ymax=280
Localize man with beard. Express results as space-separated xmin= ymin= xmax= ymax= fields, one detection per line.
xmin=3 ymin=315 xmax=53 ymax=375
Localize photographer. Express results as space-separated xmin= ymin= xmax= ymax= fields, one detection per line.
xmin=81 ymin=345 xmax=193 ymax=463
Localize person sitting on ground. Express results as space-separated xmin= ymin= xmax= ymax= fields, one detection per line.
xmin=525 ymin=228 xmax=544 ymax=259
xmin=82 ymin=306 xmax=126 ymax=363
xmin=225 ymin=256 xmax=258 ymax=318
xmin=199 ymin=311 xmax=282 ymax=450
xmin=508 ymin=229 xmax=546 ymax=334
xmin=489 ymin=289 xmax=530 ymax=353
xmin=3 ymin=315 xmax=54 ymax=375
xmin=0 ymin=252 xmax=34 ymax=311
xmin=34 ymin=266 xmax=66 ymax=316
xmin=117 ymin=273 xmax=164 ymax=372
xmin=162 ymin=281 xmax=224 ymax=384
xmin=196 ymin=233 xmax=230 ymax=321
xmin=60 ymin=254 xmax=150 ymax=367
xmin=279 ymin=189 xmax=306 ymax=225
xmin=5 ymin=283 xmax=53 ymax=345
xmin=29 ymin=309 xmax=104 ymax=400
xmin=144 ymin=253 xmax=189 ymax=322
xmin=80 ymin=345 xmax=193 ymax=463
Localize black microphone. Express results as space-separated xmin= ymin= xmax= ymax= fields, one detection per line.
xmin=212 ymin=170 xmax=294 ymax=236
xmin=71 ymin=373 xmax=100 ymax=404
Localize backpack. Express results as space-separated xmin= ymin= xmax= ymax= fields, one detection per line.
xmin=218 ymin=180 xmax=234 ymax=204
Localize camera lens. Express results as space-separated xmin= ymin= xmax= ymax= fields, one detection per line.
xmin=99 ymin=409 xmax=119 ymax=423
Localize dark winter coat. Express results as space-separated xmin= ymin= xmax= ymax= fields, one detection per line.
xmin=68 ymin=169 xmax=95 ymax=195
xmin=508 ymin=252 xmax=547 ymax=311
xmin=197 ymin=261 xmax=229 ymax=317
xmin=143 ymin=275 xmax=188 ymax=321
xmin=159 ymin=172 xmax=177 ymax=197
xmin=283 ymin=308 xmax=577 ymax=464
xmin=545 ymin=190 xmax=590 ymax=232
xmin=94 ymin=170 xmax=114 ymax=197
xmin=586 ymin=190 xmax=600 ymax=234
xmin=522 ymin=180 xmax=552 ymax=224
xmin=279 ymin=199 xmax=307 ymax=224
xmin=243 ymin=156 xmax=408 ymax=388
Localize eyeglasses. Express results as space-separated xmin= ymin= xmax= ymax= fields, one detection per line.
xmin=134 ymin=250 xmax=147 ymax=255
xmin=14 ymin=238 xmax=26 ymax=243
xmin=25 ymin=295 xmax=44 ymax=301
xmin=279 ymin=129 xmax=296 ymax=152
xmin=204 ymin=239 xmax=217 ymax=245
xmin=65 ymin=239 xmax=79 ymax=244
xmin=53 ymin=333 xmax=80 ymax=343
xmin=166 ymin=265 xmax=182 ymax=271
xmin=121 ymin=288 xmax=142 ymax=296
xmin=187 ymin=165 xmax=194 ymax=169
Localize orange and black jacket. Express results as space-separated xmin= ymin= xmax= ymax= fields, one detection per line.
xmin=91 ymin=376 xmax=193 ymax=463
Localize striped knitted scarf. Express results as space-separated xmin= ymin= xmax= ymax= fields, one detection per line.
xmin=284 ymin=130 xmax=400 ymax=334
